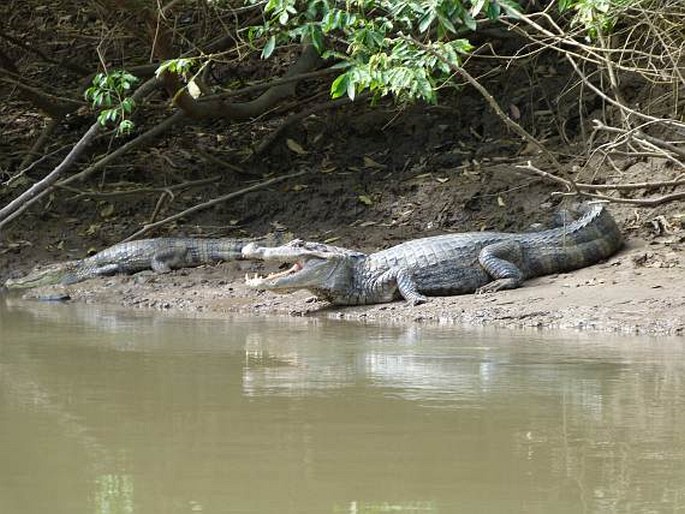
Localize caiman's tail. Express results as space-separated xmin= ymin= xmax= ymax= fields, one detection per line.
xmin=519 ymin=203 xmax=623 ymax=277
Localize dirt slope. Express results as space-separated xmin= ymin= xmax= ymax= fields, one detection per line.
xmin=3 ymin=161 xmax=684 ymax=336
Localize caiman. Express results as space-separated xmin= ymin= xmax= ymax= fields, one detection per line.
xmin=4 ymin=233 xmax=289 ymax=289
xmin=242 ymin=204 xmax=623 ymax=305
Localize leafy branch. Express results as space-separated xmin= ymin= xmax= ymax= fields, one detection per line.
xmin=84 ymin=70 xmax=140 ymax=135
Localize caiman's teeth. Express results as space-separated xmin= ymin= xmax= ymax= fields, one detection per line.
xmin=245 ymin=264 xmax=301 ymax=286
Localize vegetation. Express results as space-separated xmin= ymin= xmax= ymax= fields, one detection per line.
xmin=0 ymin=0 xmax=683 ymax=236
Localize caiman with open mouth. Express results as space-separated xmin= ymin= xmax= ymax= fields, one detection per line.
xmin=242 ymin=204 xmax=623 ymax=306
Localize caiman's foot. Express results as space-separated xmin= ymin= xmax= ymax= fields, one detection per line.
xmin=476 ymin=278 xmax=520 ymax=294
xmin=407 ymin=294 xmax=428 ymax=306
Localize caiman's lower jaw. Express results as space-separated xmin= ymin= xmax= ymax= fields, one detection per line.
xmin=245 ymin=262 xmax=303 ymax=287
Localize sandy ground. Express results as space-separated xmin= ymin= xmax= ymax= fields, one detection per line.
xmin=6 ymin=235 xmax=684 ymax=336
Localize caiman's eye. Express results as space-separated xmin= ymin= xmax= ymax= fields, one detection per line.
xmin=289 ymin=239 xmax=305 ymax=247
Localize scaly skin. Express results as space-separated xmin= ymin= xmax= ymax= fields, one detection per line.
xmin=243 ymin=204 xmax=623 ymax=305
xmin=4 ymin=233 xmax=290 ymax=289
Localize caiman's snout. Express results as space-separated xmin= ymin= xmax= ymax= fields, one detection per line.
xmin=242 ymin=239 xmax=306 ymax=260
xmin=241 ymin=242 xmax=263 ymax=259
xmin=241 ymin=238 xmax=362 ymax=293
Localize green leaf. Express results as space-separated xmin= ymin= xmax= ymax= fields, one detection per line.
xmin=460 ymin=11 xmax=477 ymax=31
xmin=119 ymin=118 xmax=133 ymax=133
xmin=358 ymin=194 xmax=373 ymax=206
xmin=471 ymin=0 xmax=488 ymax=16
xmin=155 ymin=61 xmax=172 ymax=78
xmin=451 ymin=38 xmax=475 ymax=54
xmin=262 ymin=35 xmax=276 ymax=59
xmin=418 ymin=11 xmax=435 ymax=33
xmin=309 ymin=24 xmax=324 ymax=52
xmin=485 ymin=1 xmax=501 ymax=19
xmin=347 ymin=77 xmax=356 ymax=101
xmin=121 ymin=97 xmax=135 ymax=114
xmin=497 ymin=0 xmax=522 ymax=18
xmin=436 ymin=10 xmax=459 ymax=34
xmin=330 ymin=72 xmax=349 ymax=99
xmin=557 ymin=0 xmax=575 ymax=12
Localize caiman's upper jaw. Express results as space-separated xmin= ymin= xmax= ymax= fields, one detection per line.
xmin=245 ymin=256 xmax=329 ymax=290
xmin=241 ymin=239 xmax=350 ymax=261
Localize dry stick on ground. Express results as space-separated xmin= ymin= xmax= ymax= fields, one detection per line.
xmin=594 ymin=121 xmax=685 ymax=160
xmin=587 ymin=122 xmax=685 ymax=173
xmin=122 ymin=170 xmax=307 ymax=241
xmin=4 ymin=141 xmax=72 ymax=187
xmin=0 ymin=123 xmax=101 ymax=232
xmin=61 ymin=110 xmax=188 ymax=186
xmin=18 ymin=119 xmax=59 ymax=171
xmin=60 ymin=175 xmax=222 ymax=199
xmin=516 ymin=161 xmax=685 ymax=207
xmin=200 ymin=153 xmax=254 ymax=176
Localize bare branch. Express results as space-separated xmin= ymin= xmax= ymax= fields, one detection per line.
xmin=123 ymin=170 xmax=307 ymax=241
xmin=0 ymin=123 xmax=101 ymax=231
xmin=516 ymin=161 xmax=685 ymax=207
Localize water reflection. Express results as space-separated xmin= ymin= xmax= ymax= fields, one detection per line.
xmin=1 ymin=298 xmax=685 ymax=513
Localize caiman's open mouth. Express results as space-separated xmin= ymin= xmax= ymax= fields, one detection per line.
xmin=245 ymin=261 xmax=305 ymax=287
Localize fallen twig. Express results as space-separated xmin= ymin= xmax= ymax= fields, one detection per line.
xmin=0 ymin=122 xmax=101 ymax=231
xmin=60 ymin=176 xmax=222 ymax=199
xmin=516 ymin=161 xmax=685 ymax=207
xmin=122 ymin=170 xmax=306 ymax=241
xmin=61 ymin=110 xmax=188 ymax=186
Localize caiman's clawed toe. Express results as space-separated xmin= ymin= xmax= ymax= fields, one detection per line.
xmin=243 ymin=204 xmax=623 ymax=306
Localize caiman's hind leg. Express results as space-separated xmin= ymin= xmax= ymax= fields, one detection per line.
xmin=476 ymin=240 xmax=525 ymax=293
xmin=150 ymin=249 xmax=190 ymax=273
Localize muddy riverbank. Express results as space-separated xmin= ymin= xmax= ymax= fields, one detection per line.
xmin=5 ymin=232 xmax=683 ymax=336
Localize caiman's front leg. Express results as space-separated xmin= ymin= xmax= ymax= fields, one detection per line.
xmin=476 ymin=240 xmax=525 ymax=293
xmin=372 ymin=267 xmax=427 ymax=305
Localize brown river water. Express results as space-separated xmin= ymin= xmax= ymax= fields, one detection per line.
xmin=1 ymin=297 xmax=685 ymax=513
